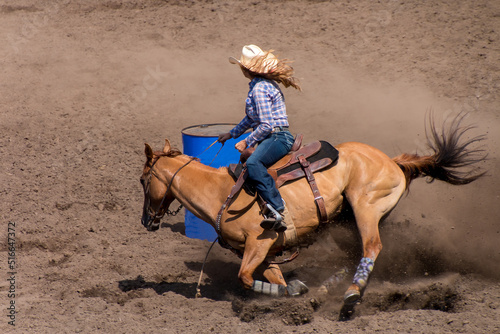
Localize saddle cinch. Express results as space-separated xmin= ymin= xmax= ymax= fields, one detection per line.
xmin=226 ymin=134 xmax=339 ymax=223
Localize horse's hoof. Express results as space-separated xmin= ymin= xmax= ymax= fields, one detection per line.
xmin=343 ymin=289 xmax=361 ymax=305
xmin=286 ymin=279 xmax=309 ymax=296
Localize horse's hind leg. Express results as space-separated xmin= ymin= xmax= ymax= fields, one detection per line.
xmin=343 ymin=208 xmax=383 ymax=304
xmin=340 ymin=186 xmax=403 ymax=319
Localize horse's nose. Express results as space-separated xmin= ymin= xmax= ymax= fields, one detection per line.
xmin=142 ymin=214 xmax=160 ymax=231
xmin=148 ymin=222 xmax=160 ymax=231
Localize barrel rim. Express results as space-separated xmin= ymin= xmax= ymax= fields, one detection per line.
xmin=181 ymin=123 xmax=247 ymax=137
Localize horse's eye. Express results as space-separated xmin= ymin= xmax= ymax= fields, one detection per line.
xmin=140 ymin=178 xmax=145 ymax=185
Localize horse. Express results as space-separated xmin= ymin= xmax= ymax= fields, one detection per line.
xmin=140 ymin=113 xmax=486 ymax=320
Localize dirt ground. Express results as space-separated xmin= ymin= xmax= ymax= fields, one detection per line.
xmin=1 ymin=0 xmax=499 ymax=333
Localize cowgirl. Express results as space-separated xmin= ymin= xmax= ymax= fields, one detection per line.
xmin=219 ymin=45 xmax=301 ymax=232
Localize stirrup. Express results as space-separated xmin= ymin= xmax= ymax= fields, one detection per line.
xmin=260 ymin=218 xmax=287 ymax=232
xmin=260 ymin=204 xmax=287 ymax=232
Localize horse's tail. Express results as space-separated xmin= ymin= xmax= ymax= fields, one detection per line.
xmin=392 ymin=113 xmax=487 ymax=190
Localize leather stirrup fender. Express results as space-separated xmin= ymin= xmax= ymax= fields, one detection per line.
xmin=291 ymin=134 xmax=303 ymax=152
xmin=298 ymin=155 xmax=328 ymax=223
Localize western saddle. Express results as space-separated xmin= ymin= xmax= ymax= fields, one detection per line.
xmin=218 ymin=134 xmax=339 ymax=229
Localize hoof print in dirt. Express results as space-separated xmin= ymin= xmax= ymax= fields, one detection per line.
xmin=371 ymin=283 xmax=459 ymax=313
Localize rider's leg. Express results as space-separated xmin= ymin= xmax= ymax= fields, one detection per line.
xmin=246 ymin=131 xmax=293 ymax=231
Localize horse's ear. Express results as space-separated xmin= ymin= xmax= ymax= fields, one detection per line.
xmin=144 ymin=143 xmax=154 ymax=161
xmin=163 ymin=139 xmax=171 ymax=154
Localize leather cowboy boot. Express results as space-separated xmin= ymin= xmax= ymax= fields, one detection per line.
xmin=260 ymin=204 xmax=287 ymax=232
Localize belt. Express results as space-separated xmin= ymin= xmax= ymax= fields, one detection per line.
xmin=272 ymin=126 xmax=289 ymax=133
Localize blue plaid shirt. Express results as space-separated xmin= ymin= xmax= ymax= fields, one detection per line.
xmin=229 ymin=77 xmax=289 ymax=147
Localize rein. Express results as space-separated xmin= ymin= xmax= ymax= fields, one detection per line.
xmin=144 ymin=139 xmax=223 ymax=228
xmin=149 ymin=156 xmax=194 ymax=221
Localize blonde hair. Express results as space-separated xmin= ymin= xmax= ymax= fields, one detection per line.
xmin=245 ymin=51 xmax=301 ymax=91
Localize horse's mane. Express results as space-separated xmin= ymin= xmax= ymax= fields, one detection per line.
xmin=153 ymin=148 xmax=183 ymax=157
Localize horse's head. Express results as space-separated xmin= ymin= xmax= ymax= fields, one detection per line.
xmin=140 ymin=139 xmax=178 ymax=231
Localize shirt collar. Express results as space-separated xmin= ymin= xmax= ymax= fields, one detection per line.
xmin=248 ymin=77 xmax=265 ymax=90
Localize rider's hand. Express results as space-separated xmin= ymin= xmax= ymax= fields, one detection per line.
xmin=218 ymin=132 xmax=232 ymax=144
xmin=235 ymin=139 xmax=247 ymax=152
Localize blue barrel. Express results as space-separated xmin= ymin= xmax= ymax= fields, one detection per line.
xmin=181 ymin=123 xmax=250 ymax=241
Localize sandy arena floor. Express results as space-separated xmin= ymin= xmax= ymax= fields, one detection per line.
xmin=1 ymin=1 xmax=499 ymax=333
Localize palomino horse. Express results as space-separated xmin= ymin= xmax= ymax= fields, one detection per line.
xmin=140 ymin=114 xmax=485 ymax=319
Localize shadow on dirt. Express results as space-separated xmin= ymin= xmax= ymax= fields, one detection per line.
xmin=118 ymin=259 xmax=248 ymax=301
xmin=160 ymin=220 xmax=186 ymax=235
xmin=118 ymin=275 xmax=198 ymax=299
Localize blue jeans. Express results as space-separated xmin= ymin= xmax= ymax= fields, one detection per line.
xmin=246 ymin=130 xmax=294 ymax=212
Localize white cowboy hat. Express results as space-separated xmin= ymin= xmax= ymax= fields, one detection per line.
xmin=229 ymin=44 xmax=278 ymax=74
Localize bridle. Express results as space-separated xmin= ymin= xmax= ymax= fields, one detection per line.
xmin=141 ymin=140 xmax=223 ymax=231
xmin=142 ymin=154 xmax=194 ymax=230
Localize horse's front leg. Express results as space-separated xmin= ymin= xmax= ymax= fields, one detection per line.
xmin=258 ymin=262 xmax=309 ymax=297
xmin=239 ymin=234 xmax=309 ymax=297
xmin=251 ymin=261 xmax=289 ymax=297
xmin=258 ymin=262 xmax=286 ymax=285
xmin=238 ymin=232 xmax=278 ymax=291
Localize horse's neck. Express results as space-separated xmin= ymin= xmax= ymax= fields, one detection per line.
xmin=159 ymin=155 xmax=233 ymax=225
